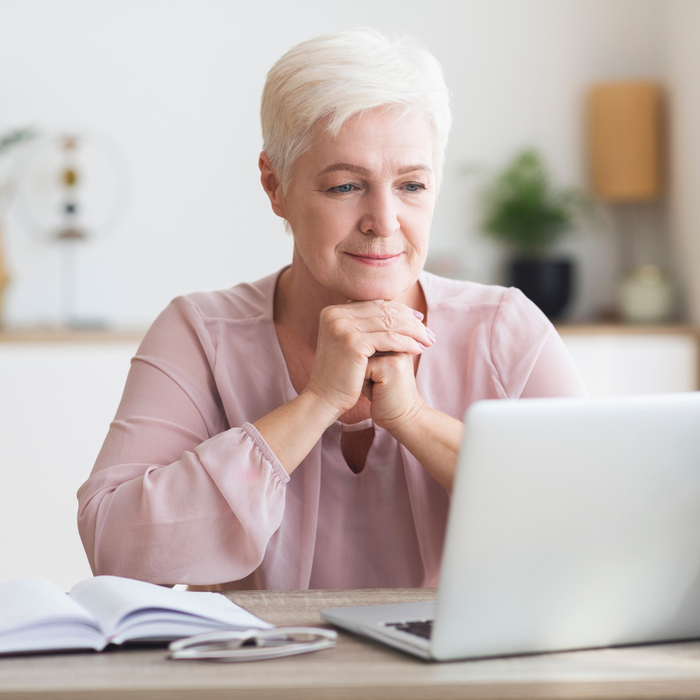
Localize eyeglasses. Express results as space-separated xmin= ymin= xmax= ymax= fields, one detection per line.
xmin=168 ymin=626 xmax=337 ymax=662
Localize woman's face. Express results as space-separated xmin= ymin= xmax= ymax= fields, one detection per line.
xmin=280 ymin=109 xmax=436 ymax=302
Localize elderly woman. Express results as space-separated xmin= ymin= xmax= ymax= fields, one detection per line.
xmin=77 ymin=30 xmax=585 ymax=591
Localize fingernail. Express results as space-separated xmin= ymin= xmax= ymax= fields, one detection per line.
xmin=416 ymin=341 xmax=427 ymax=350
xmin=412 ymin=309 xmax=424 ymax=321
xmin=426 ymin=328 xmax=436 ymax=344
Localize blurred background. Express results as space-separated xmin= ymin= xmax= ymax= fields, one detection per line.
xmin=1 ymin=0 xmax=699 ymax=588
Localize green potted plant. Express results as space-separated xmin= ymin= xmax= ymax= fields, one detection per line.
xmin=480 ymin=150 xmax=585 ymax=319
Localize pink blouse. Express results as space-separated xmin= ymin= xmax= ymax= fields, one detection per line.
xmin=77 ymin=270 xmax=586 ymax=590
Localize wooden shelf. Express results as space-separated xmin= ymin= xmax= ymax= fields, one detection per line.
xmin=0 ymin=328 xmax=145 ymax=343
xmin=556 ymin=323 xmax=699 ymax=337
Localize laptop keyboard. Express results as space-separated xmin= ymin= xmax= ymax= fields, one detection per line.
xmin=385 ymin=619 xmax=433 ymax=640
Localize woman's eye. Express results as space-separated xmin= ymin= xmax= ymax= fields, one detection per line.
xmin=331 ymin=184 xmax=355 ymax=193
xmin=403 ymin=183 xmax=426 ymax=192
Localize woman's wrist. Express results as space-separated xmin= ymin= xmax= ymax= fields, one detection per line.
xmin=253 ymin=390 xmax=343 ymax=475
xmin=379 ymin=398 xmax=431 ymax=443
xmin=295 ymin=386 xmax=345 ymax=429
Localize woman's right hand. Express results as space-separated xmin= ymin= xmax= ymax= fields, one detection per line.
xmin=301 ymin=299 xmax=434 ymax=420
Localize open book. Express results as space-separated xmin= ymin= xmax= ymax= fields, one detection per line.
xmin=0 ymin=575 xmax=271 ymax=655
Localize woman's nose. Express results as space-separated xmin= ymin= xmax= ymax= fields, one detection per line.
xmin=359 ymin=188 xmax=400 ymax=237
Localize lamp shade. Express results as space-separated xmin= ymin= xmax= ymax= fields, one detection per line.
xmin=588 ymin=81 xmax=662 ymax=201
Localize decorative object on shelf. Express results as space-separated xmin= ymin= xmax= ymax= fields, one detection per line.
xmin=479 ymin=150 xmax=586 ymax=320
xmin=587 ymin=81 xmax=672 ymax=322
xmin=588 ymin=82 xmax=661 ymax=202
xmin=0 ymin=223 xmax=9 ymax=327
xmin=12 ymin=128 xmax=129 ymax=328
xmin=0 ymin=128 xmax=38 ymax=328
xmin=508 ymin=258 xmax=573 ymax=320
xmin=619 ymin=264 xmax=674 ymax=325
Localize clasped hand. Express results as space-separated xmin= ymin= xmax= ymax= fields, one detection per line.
xmin=303 ymin=300 xmax=435 ymax=432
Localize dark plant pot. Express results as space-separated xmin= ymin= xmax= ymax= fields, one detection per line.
xmin=508 ymin=258 xmax=574 ymax=320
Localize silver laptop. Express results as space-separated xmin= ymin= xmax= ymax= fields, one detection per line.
xmin=321 ymin=392 xmax=700 ymax=661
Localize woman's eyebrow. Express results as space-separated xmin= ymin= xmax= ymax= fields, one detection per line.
xmin=318 ymin=163 xmax=371 ymax=176
xmin=317 ymin=163 xmax=432 ymax=176
xmin=396 ymin=164 xmax=432 ymax=175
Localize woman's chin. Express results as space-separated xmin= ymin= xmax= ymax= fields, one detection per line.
xmin=335 ymin=275 xmax=418 ymax=303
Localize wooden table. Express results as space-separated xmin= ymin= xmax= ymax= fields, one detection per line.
xmin=4 ymin=588 xmax=700 ymax=699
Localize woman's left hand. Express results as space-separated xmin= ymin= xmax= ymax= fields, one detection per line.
xmin=363 ymin=351 xmax=425 ymax=432
xmin=363 ymin=344 xmax=463 ymax=492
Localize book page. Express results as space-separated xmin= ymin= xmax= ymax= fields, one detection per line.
xmin=69 ymin=576 xmax=272 ymax=643
xmin=0 ymin=579 xmax=105 ymax=653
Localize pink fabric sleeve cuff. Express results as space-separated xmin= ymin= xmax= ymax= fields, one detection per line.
xmin=241 ymin=422 xmax=290 ymax=485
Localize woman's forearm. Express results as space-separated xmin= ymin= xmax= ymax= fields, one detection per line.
xmin=387 ymin=404 xmax=464 ymax=492
xmin=253 ymin=390 xmax=341 ymax=475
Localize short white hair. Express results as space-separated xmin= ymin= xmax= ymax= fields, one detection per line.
xmin=261 ymin=29 xmax=452 ymax=192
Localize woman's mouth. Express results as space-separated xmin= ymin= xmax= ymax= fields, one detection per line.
xmin=345 ymin=252 xmax=402 ymax=267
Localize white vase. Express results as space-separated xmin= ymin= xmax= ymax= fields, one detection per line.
xmin=619 ymin=265 xmax=673 ymax=324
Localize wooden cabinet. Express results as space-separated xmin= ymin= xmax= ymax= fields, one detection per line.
xmin=558 ymin=325 xmax=699 ymax=397
xmin=0 ymin=331 xmax=142 ymax=589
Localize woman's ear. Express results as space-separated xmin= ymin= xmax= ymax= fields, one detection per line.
xmin=259 ymin=152 xmax=287 ymax=219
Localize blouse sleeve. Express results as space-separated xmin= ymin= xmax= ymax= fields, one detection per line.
xmin=76 ymin=296 xmax=289 ymax=586
xmin=490 ymin=287 xmax=587 ymax=399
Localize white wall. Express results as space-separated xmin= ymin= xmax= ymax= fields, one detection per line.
xmin=664 ymin=0 xmax=700 ymax=324
xmin=0 ymin=0 xmax=666 ymax=328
